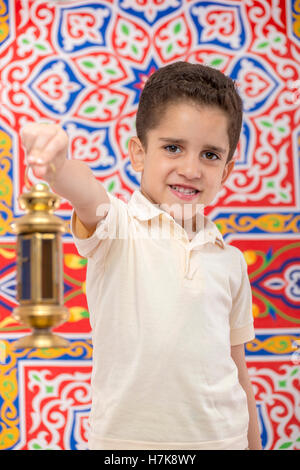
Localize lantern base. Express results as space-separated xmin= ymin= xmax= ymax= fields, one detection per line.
xmin=13 ymin=329 xmax=70 ymax=350
xmin=13 ymin=303 xmax=70 ymax=349
xmin=13 ymin=304 xmax=69 ymax=329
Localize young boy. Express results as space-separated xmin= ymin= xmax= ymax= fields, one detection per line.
xmin=21 ymin=62 xmax=262 ymax=450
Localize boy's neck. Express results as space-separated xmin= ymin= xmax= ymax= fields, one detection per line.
xmin=139 ymin=188 xmax=203 ymax=240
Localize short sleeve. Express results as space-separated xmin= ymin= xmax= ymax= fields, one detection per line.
xmin=70 ymin=192 xmax=127 ymax=266
xmin=229 ymin=251 xmax=255 ymax=346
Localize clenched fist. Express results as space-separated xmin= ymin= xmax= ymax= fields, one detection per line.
xmin=21 ymin=123 xmax=69 ymax=183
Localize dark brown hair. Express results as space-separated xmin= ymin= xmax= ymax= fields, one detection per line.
xmin=136 ymin=61 xmax=243 ymax=162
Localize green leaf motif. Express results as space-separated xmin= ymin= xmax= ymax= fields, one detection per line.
xmin=279 ymin=441 xmax=293 ymax=449
xmin=131 ymin=44 xmax=138 ymax=55
xmin=3 ymin=380 xmax=15 ymax=399
xmin=84 ymin=106 xmax=97 ymax=114
xmin=174 ymin=23 xmax=181 ymax=34
xmin=108 ymin=181 xmax=115 ymax=192
xmin=107 ymin=98 xmax=117 ymax=105
xmin=210 ymin=58 xmax=223 ymax=66
xmin=167 ymin=44 xmax=173 ymax=53
xmin=0 ymin=185 xmax=9 ymax=197
xmin=82 ymin=60 xmax=95 ymax=69
xmin=257 ymin=41 xmax=269 ymax=49
xmin=33 ymin=443 xmax=42 ymax=450
xmin=261 ymin=120 xmax=273 ymax=128
xmin=121 ymin=24 xmax=130 ymax=36
xmin=35 ymin=43 xmax=47 ymax=51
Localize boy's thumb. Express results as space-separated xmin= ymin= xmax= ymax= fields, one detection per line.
xmin=31 ymin=164 xmax=48 ymax=179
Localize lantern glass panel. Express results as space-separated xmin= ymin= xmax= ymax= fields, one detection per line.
xmin=41 ymin=238 xmax=53 ymax=299
xmin=20 ymin=237 xmax=31 ymax=300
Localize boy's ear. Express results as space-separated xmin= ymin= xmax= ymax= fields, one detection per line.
xmin=221 ymin=159 xmax=235 ymax=185
xmin=128 ymin=137 xmax=146 ymax=172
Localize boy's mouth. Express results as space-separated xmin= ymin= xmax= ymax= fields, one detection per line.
xmin=168 ymin=185 xmax=200 ymax=200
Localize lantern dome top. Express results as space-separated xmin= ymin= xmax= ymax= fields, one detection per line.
xmin=19 ymin=183 xmax=61 ymax=213
xmin=11 ymin=183 xmax=67 ymax=234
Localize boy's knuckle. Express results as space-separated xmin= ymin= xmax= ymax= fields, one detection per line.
xmin=42 ymin=125 xmax=56 ymax=136
xmin=57 ymin=127 xmax=68 ymax=140
xmin=21 ymin=123 xmax=68 ymax=147
xmin=21 ymin=128 xmax=33 ymax=141
xmin=56 ymin=132 xmax=69 ymax=150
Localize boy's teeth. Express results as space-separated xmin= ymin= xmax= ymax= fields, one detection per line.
xmin=171 ymin=185 xmax=197 ymax=194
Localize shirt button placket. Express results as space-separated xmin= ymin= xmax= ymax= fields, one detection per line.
xmin=183 ymin=247 xmax=192 ymax=279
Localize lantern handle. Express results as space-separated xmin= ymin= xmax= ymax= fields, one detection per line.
xmin=24 ymin=165 xmax=32 ymax=190
xmin=24 ymin=162 xmax=57 ymax=190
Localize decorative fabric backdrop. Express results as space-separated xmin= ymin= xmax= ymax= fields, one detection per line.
xmin=0 ymin=0 xmax=299 ymax=450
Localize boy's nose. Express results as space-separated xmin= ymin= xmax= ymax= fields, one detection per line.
xmin=177 ymin=154 xmax=202 ymax=180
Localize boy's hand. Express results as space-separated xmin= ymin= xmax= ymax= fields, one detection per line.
xmin=21 ymin=122 xmax=109 ymax=232
xmin=21 ymin=123 xmax=69 ymax=183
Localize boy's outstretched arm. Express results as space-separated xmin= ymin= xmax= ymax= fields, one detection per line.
xmin=21 ymin=123 xmax=110 ymax=234
xmin=231 ymin=344 xmax=262 ymax=450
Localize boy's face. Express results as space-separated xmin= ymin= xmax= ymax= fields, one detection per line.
xmin=129 ymin=101 xmax=235 ymax=230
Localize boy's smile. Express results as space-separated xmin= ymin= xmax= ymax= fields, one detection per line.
xmin=129 ymin=101 xmax=235 ymax=231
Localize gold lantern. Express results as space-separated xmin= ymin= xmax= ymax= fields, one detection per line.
xmin=11 ymin=182 xmax=69 ymax=349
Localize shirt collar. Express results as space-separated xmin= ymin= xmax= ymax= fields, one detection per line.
xmin=128 ymin=190 xmax=225 ymax=249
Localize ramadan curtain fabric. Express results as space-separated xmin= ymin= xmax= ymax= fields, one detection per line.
xmin=0 ymin=0 xmax=299 ymax=450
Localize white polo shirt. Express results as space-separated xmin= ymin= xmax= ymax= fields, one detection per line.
xmin=71 ymin=189 xmax=255 ymax=450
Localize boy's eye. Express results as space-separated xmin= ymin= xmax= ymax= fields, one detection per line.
xmin=202 ymin=151 xmax=219 ymax=161
xmin=165 ymin=145 xmax=181 ymax=154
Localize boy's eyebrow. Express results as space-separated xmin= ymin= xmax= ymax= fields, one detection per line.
xmin=158 ymin=137 xmax=227 ymax=155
